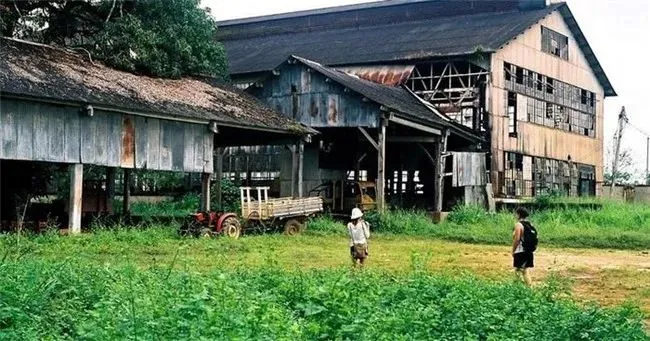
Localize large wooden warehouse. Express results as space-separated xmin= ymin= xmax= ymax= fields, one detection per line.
xmin=217 ymin=0 xmax=615 ymax=206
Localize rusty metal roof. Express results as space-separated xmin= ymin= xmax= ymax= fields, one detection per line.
xmin=336 ymin=65 xmax=414 ymax=86
xmin=0 ymin=37 xmax=312 ymax=134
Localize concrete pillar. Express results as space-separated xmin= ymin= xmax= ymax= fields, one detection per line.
xmin=200 ymin=173 xmax=211 ymax=211
xmin=68 ymin=164 xmax=83 ymax=234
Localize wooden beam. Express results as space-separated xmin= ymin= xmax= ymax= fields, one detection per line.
xmin=122 ymin=168 xmax=131 ymax=216
xmin=388 ymin=136 xmax=437 ymax=143
xmin=358 ymin=127 xmax=378 ymax=150
xmin=200 ymin=173 xmax=211 ymax=211
xmin=377 ymin=121 xmax=387 ymax=212
xmin=433 ymin=129 xmax=450 ymax=213
xmin=106 ymin=167 xmax=115 ymax=212
xmin=289 ymin=145 xmax=297 ymax=197
xmin=297 ymin=141 xmax=304 ymax=197
xmin=389 ymin=116 xmax=442 ymax=135
xmin=214 ymin=148 xmax=224 ymax=209
xmin=68 ymin=164 xmax=83 ymax=234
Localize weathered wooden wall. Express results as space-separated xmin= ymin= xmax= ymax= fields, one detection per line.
xmin=490 ymin=10 xmax=605 ymax=195
xmin=250 ymin=64 xmax=380 ymax=128
xmin=451 ymin=152 xmax=487 ymax=187
xmin=0 ymin=98 xmax=213 ymax=173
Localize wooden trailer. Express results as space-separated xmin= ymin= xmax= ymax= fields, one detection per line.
xmin=240 ymin=186 xmax=323 ymax=234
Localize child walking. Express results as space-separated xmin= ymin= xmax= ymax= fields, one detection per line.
xmin=348 ymin=208 xmax=370 ymax=268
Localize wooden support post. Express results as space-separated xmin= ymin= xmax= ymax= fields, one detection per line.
xmin=68 ymin=164 xmax=83 ymax=234
xmin=354 ymin=145 xmax=360 ymax=182
xmin=433 ymin=130 xmax=449 ymax=214
xmin=297 ymin=141 xmax=304 ymax=197
xmin=106 ymin=167 xmax=115 ymax=212
xmin=377 ymin=121 xmax=387 ymax=212
xmin=289 ymin=145 xmax=297 ymax=197
xmin=122 ymin=168 xmax=131 ymax=216
xmin=214 ymin=148 xmax=224 ymax=209
xmin=200 ymin=173 xmax=211 ymax=211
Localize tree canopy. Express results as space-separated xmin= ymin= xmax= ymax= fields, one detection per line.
xmin=1 ymin=0 xmax=228 ymax=79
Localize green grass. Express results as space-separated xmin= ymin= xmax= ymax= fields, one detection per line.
xmin=308 ymin=200 xmax=650 ymax=250
xmin=0 ymin=257 xmax=646 ymax=340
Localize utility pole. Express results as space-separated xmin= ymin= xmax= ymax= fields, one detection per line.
xmin=610 ymin=106 xmax=627 ymax=194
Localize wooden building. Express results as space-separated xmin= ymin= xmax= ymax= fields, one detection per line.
xmin=217 ymin=0 xmax=615 ymax=203
xmin=0 ymin=38 xmax=311 ymax=232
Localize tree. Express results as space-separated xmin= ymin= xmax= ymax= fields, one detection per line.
xmin=1 ymin=0 xmax=228 ymax=79
xmin=604 ymin=148 xmax=635 ymax=185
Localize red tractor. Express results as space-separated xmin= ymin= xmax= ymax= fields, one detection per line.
xmin=178 ymin=211 xmax=242 ymax=239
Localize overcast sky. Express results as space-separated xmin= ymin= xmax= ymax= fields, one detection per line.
xmin=204 ymin=0 xmax=650 ymax=179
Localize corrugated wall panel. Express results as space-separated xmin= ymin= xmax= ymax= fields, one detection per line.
xmin=202 ymin=131 xmax=213 ymax=173
xmin=33 ymin=105 xmax=50 ymax=161
xmin=47 ymin=107 xmax=66 ymax=161
xmin=183 ymin=123 xmax=196 ymax=172
xmin=80 ymin=113 xmax=96 ymax=164
xmin=63 ymin=109 xmax=80 ymax=163
xmin=146 ymin=118 xmax=161 ymax=170
xmin=15 ymin=103 xmax=34 ymax=160
xmin=160 ymin=120 xmax=174 ymax=171
xmin=134 ymin=116 xmax=148 ymax=169
xmin=171 ymin=122 xmax=185 ymax=172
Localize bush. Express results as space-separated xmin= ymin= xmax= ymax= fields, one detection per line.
xmin=0 ymin=262 xmax=645 ymax=340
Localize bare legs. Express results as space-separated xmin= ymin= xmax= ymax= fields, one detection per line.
xmin=516 ymin=268 xmax=532 ymax=287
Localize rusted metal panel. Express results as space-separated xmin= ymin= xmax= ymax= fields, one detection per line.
xmin=337 ymin=65 xmax=415 ymax=86
xmin=327 ymin=94 xmax=339 ymax=125
xmin=120 ymin=115 xmax=135 ymax=168
xmin=146 ymin=118 xmax=161 ymax=170
xmin=171 ymin=122 xmax=185 ymax=172
xmin=134 ymin=116 xmax=148 ymax=169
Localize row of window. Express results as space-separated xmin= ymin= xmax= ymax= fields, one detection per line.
xmin=541 ymin=26 xmax=569 ymax=60
xmin=507 ymin=92 xmax=595 ymax=137
xmin=503 ymin=152 xmax=596 ymax=197
xmin=504 ymin=62 xmax=596 ymax=114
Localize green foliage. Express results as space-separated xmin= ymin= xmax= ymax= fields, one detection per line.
xmin=308 ymin=200 xmax=650 ymax=250
xmin=96 ymin=0 xmax=228 ymax=79
xmin=211 ymin=178 xmax=241 ymax=213
xmin=2 ymin=0 xmax=228 ymax=79
xmin=0 ymin=260 xmax=645 ymax=339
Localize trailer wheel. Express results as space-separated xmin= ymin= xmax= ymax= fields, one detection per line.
xmin=222 ymin=217 xmax=241 ymax=239
xmin=283 ymin=219 xmax=303 ymax=236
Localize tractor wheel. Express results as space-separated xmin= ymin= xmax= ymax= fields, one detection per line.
xmin=222 ymin=217 xmax=242 ymax=239
xmin=283 ymin=219 xmax=303 ymax=236
xmin=199 ymin=228 xmax=213 ymax=238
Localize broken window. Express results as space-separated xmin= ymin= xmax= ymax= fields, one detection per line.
xmin=541 ymin=26 xmax=569 ymax=60
xmin=546 ymin=78 xmax=554 ymax=94
xmin=515 ymin=66 xmax=524 ymax=85
xmin=504 ymin=62 xmax=512 ymax=81
xmin=507 ymin=92 xmax=518 ymax=136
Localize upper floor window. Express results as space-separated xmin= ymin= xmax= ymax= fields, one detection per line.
xmin=541 ymin=26 xmax=568 ymax=60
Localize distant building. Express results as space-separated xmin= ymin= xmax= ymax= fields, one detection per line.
xmin=217 ymin=0 xmax=614 ymax=204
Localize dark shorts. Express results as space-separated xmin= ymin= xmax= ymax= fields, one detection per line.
xmin=350 ymin=245 xmax=368 ymax=259
xmin=513 ymin=252 xmax=534 ymax=269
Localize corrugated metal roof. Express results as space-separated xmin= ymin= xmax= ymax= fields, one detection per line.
xmin=337 ymin=65 xmax=414 ymax=86
xmin=220 ymin=2 xmax=615 ymax=97
xmin=0 ymin=38 xmax=312 ymax=134
xmin=291 ymin=56 xmax=482 ymax=143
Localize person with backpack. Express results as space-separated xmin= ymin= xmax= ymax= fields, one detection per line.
xmin=348 ymin=208 xmax=370 ymax=268
xmin=512 ymin=207 xmax=538 ymax=286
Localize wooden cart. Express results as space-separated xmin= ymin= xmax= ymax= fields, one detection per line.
xmin=240 ymin=186 xmax=323 ymax=235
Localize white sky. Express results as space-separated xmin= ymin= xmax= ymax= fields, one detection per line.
xmin=203 ymin=0 xmax=650 ymax=178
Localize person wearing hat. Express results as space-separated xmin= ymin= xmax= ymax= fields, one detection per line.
xmin=348 ymin=208 xmax=370 ymax=267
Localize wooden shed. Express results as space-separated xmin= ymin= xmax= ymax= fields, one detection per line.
xmin=0 ymin=37 xmax=311 ymax=233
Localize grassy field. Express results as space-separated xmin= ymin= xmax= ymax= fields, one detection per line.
xmin=1 ymin=228 xmax=648 ymax=339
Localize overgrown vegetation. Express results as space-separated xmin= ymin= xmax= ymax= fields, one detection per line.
xmin=1 ymin=0 xmax=228 ymax=79
xmin=0 ymin=259 xmax=645 ymax=339
xmin=308 ymin=200 xmax=650 ymax=250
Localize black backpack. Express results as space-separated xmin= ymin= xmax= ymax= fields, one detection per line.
xmin=520 ymin=221 xmax=538 ymax=252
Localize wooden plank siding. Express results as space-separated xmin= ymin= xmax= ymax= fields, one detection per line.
xmin=251 ymin=64 xmax=380 ymax=128
xmin=490 ymin=11 xmax=605 ymax=195
xmin=0 ymin=98 xmax=213 ymax=173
